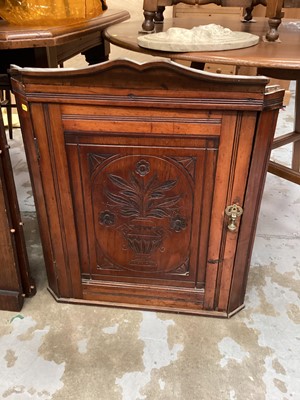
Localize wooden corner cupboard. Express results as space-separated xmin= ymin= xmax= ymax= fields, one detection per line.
xmin=10 ymin=60 xmax=283 ymax=317
xmin=0 ymin=108 xmax=36 ymax=311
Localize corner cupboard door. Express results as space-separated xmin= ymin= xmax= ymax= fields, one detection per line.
xmin=62 ymin=105 xmax=256 ymax=310
xmin=67 ymin=141 xmax=217 ymax=308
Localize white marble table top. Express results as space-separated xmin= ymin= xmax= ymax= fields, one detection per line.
xmin=137 ymin=24 xmax=259 ymax=52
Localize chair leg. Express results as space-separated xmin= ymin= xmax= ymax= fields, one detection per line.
xmin=0 ymin=89 xmax=14 ymax=140
xmin=5 ymin=90 xmax=13 ymax=140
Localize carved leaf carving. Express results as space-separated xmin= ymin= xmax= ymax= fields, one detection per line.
xmin=93 ymin=155 xmax=193 ymax=274
xmin=105 ymin=169 xmax=181 ymax=219
xmin=109 ymin=174 xmax=133 ymax=191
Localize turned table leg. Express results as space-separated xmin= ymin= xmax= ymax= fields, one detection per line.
xmin=265 ymin=0 xmax=284 ymax=41
xmin=265 ymin=17 xmax=282 ymax=42
xmin=82 ymin=37 xmax=110 ymax=65
xmin=141 ymin=6 xmax=166 ymax=31
xmin=154 ymin=6 xmax=166 ymax=22
xmin=142 ymin=10 xmax=156 ymax=31
xmin=142 ymin=0 xmax=158 ymax=31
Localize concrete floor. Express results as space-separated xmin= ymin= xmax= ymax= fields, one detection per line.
xmin=1 ymin=4 xmax=300 ymax=399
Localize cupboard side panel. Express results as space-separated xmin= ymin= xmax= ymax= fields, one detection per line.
xmin=217 ymin=112 xmax=258 ymax=311
xmin=47 ymin=105 xmax=82 ymax=299
xmin=0 ymin=112 xmax=35 ymax=298
xmin=203 ymin=112 xmax=238 ymax=310
xmin=228 ymin=108 xmax=280 ymax=313
xmin=0 ymin=169 xmax=23 ymax=310
xmin=15 ymin=99 xmax=59 ymax=295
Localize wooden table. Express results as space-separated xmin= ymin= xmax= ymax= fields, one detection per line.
xmin=0 ymin=9 xmax=129 ymax=138
xmin=0 ymin=9 xmax=130 ymax=70
xmin=104 ymin=16 xmax=300 ymax=184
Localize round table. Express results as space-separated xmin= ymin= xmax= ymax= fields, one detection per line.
xmin=105 ymin=16 xmax=300 ymax=184
xmin=105 ymin=16 xmax=300 ymax=73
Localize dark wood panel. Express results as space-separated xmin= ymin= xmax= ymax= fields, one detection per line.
xmin=0 ymin=110 xmax=35 ymax=311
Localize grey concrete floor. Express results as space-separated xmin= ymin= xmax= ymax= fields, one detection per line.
xmin=0 ymin=23 xmax=300 ymax=400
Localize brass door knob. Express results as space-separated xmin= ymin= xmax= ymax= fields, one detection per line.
xmin=225 ymin=204 xmax=243 ymax=232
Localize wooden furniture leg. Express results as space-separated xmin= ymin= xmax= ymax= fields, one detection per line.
xmin=5 ymin=89 xmax=13 ymax=139
xmin=265 ymin=0 xmax=284 ymax=41
xmin=82 ymin=37 xmax=110 ymax=65
xmin=244 ymin=0 xmax=285 ymax=41
xmin=143 ymin=0 xmax=290 ymax=41
xmin=0 ymin=75 xmax=16 ymax=140
xmin=142 ymin=0 xmax=269 ymax=32
xmin=154 ymin=5 xmax=166 ymax=22
xmin=268 ymin=80 xmax=300 ymax=184
xmin=292 ymin=82 xmax=300 ymax=173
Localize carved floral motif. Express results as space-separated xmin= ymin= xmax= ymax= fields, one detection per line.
xmin=170 ymin=215 xmax=187 ymax=232
xmin=99 ymin=210 xmax=115 ymax=226
xmin=135 ymin=159 xmax=150 ymax=176
xmin=96 ymin=157 xmax=191 ymax=272
xmin=105 ymin=170 xmax=182 ymax=219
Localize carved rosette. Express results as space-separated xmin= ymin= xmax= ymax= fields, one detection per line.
xmin=91 ymin=155 xmax=194 ymax=274
xmin=99 ymin=210 xmax=115 ymax=226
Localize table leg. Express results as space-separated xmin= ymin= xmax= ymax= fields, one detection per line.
xmin=154 ymin=6 xmax=166 ymax=22
xmin=268 ymin=80 xmax=300 ymax=184
xmin=292 ymin=81 xmax=300 ymax=172
xmin=33 ymin=47 xmax=58 ymax=68
xmin=82 ymin=39 xmax=110 ymax=65
xmin=265 ymin=0 xmax=284 ymax=41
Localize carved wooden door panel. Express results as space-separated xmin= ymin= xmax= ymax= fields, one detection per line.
xmin=64 ymin=108 xmax=251 ymax=311
xmin=82 ymin=152 xmax=203 ymax=278
xmin=66 ymin=126 xmax=219 ymax=308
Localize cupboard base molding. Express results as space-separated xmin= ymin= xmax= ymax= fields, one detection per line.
xmin=48 ymin=287 xmax=231 ymax=318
